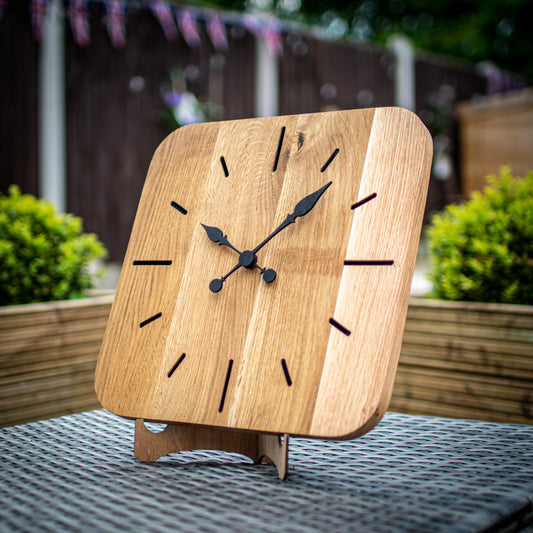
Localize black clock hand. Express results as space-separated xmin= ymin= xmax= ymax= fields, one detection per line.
xmin=205 ymin=182 xmax=330 ymax=293
xmin=202 ymin=224 xmax=276 ymax=292
xmin=201 ymin=224 xmax=241 ymax=255
xmin=252 ymin=181 xmax=332 ymax=255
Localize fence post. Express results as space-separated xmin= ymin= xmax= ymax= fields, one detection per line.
xmin=39 ymin=0 xmax=66 ymax=212
xmin=388 ymin=34 xmax=416 ymax=112
xmin=254 ymin=35 xmax=279 ymax=117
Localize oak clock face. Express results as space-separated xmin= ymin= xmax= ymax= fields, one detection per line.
xmin=95 ymin=108 xmax=432 ymax=439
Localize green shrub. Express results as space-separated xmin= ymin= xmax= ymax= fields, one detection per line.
xmin=0 ymin=186 xmax=107 ymax=306
xmin=427 ymin=167 xmax=533 ymax=304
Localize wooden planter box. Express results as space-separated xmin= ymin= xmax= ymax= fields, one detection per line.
xmin=3 ymin=293 xmax=531 ymax=427
xmin=0 ymin=293 xmax=113 ymax=427
xmin=390 ymin=298 xmax=533 ymax=424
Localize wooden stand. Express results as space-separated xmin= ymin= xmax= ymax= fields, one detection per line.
xmin=134 ymin=419 xmax=289 ymax=480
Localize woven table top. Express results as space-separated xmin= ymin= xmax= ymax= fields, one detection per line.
xmin=1 ymin=409 xmax=532 ymax=532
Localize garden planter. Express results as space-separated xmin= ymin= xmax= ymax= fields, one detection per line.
xmin=390 ymin=298 xmax=533 ymax=424
xmin=0 ymin=293 xmax=113 ymax=427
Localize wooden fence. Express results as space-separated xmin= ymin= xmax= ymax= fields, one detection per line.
xmin=1 ymin=3 xmax=487 ymax=260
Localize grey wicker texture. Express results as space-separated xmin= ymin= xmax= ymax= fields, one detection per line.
xmin=1 ymin=410 xmax=532 ymax=532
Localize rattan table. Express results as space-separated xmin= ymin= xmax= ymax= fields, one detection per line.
xmin=1 ymin=410 xmax=532 ymax=532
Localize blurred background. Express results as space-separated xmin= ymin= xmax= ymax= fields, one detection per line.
xmin=1 ymin=0 xmax=532 ymax=268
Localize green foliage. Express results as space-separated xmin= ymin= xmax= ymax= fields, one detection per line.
xmin=0 ymin=186 xmax=107 ymax=306
xmin=427 ymin=167 xmax=533 ymax=304
xmin=212 ymin=0 xmax=533 ymax=82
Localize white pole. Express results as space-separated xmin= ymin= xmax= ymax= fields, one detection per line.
xmin=254 ymin=35 xmax=279 ymax=117
xmin=388 ymin=34 xmax=416 ymax=112
xmin=39 ymin=0 xmax=66 ymax=212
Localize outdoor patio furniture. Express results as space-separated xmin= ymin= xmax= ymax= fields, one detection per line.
xmin=1 ymin=409 xmax=532 ymax=532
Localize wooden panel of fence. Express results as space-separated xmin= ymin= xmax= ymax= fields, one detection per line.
xmin=0 ymin=294 xmax=113 ymax=427
xmin=279 ymin=37 xmax=394 ymax=115
xmin=415 ymin=54 xmax=487 ymax=215
xmin=455 ymin=88 xmax=533 ymax=196
xmin=0 ymin=1 xmax=39 ymax=197
xmin=390 ymin=298 xmax=533 ymax=425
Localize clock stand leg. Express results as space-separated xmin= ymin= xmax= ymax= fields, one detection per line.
xmin=134 ymin=419 xmax=289 ymax=480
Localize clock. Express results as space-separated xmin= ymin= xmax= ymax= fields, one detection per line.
xmin=95 ymin=107 xmax=432 ymax=442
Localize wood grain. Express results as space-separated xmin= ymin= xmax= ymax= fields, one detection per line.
xmin=390 ymin=298 xmax=533 ymax=425
xmin=134 ymin=420 xmax=288 ymax=479
xmin=95 ymin=108 xmax=432 ymax=438
xmin=0 ymin=295 xmax=113 ymax=427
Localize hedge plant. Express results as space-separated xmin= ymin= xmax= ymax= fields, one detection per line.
xmin=0 ymin=186 xmax=107 ymax=306
xmin=427 ymin=167 xmax=533 ymax=305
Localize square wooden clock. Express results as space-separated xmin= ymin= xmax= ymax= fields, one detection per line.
xmin=95 ymin=107 xmax=432 ymax=478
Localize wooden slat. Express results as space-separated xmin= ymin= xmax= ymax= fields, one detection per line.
xmin=392 ymin=383 xmax=529 ymax=419
xmin=0 ymin=394 xmax=100 ymax=427
xmin=395 ymin=368 xmax=532 ymax=402
xmin=400 ymin=345 xmax=533 ymax=373
xmin=399 ymin=355 xmax=533 ymax=382
xmin=0 ymin=295 xmax=112 ymax=427
xmin=0 ymin=327 xmax=107 ymax=359
xmin=404 ymin=319 xmax=533 ymax=344
xmin=0 ymin=316 xmax=108 ymax=344
xmin=405 ymin=306 xmax=533 ymax=330
xmin=0 ymin=342 xmax=103 ymax=374
xmin=0 ymin=354 xmax=100 ymax=382
xmin=389 ymin=396 xmax=530 ymax=425
xmin=0 ymin=294 xmax=113 ymax=330
xmin=402 ymin=331 xmax=533 ymax=358
xmin=0 ymin=366 xmax=96 ymax=398
xmin=0 ymin=379 xmax=96 ymax=411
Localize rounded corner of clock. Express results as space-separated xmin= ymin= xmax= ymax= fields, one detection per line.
xmin=310 ymin=405 xmax=387 ymax=441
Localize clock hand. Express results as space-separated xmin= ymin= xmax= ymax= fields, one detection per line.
xmin=201 ymin=224 xmax=241 ymax=255
xmin=203 ymin=181 xmax=332 ymax=294
xmin=252 ymin=181 xmax=332 ymax=255
xmin=203 ymin=225 xmax=276 ymax=292
xmin=208 ymin=252 xmax=276 ymax=293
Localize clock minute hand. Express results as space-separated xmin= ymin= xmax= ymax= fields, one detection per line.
xmin=252 ymin=181 xmax=332 ymax=255
xmin=201 ymin=224 xmax=241 ymax=255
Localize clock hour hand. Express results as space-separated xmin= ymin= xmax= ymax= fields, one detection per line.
xmin=201 ymin=224 xmax=241 ymax=255
xmin=252 ymin=181 xmax=332 ymax=255
xmin=202 ymin=224 xmax=276 ymax=292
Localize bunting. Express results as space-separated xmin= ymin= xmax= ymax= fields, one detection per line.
xmin=207 ymin=14 xmax=228 ymax=53
xmin=178 ymin=8 xmax=201 ymax=47
xmin=15 ymin=1 xmax=289 ymax=56
xmin=151 ymin=0 xmax=177 ymax=41
xmin=263 ymin=21 xmax=283 ymax=56
xmin=0 ymin=0 xmax=6 ymax=21
xmin=29 ymin=0 xmax=51 ymax=42
xmin=104 ymin=0 xmax=126 ymax=49
xmin=67 ymin=0 xmax=91 ymax=46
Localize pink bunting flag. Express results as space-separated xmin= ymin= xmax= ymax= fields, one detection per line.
xmin=30 ymin=0 xmax=51 ymax=42
xmin=105 ymin=0 xmax=126 ymax=49
xmin=67 ymin=0 xmax=91 ymax=47
xmin=151 ymin=0 xmax=177 ymax=41
xmin=177 ymin=8 xmax=201 ymax=47
xmin=207 ymin=14 xmax=228 ymax=53
xmin=263 ymin=21 xmax=283 ymax=56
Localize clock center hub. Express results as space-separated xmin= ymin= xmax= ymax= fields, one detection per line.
xmin=238 ymin=250 xmax=258 ymax=269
